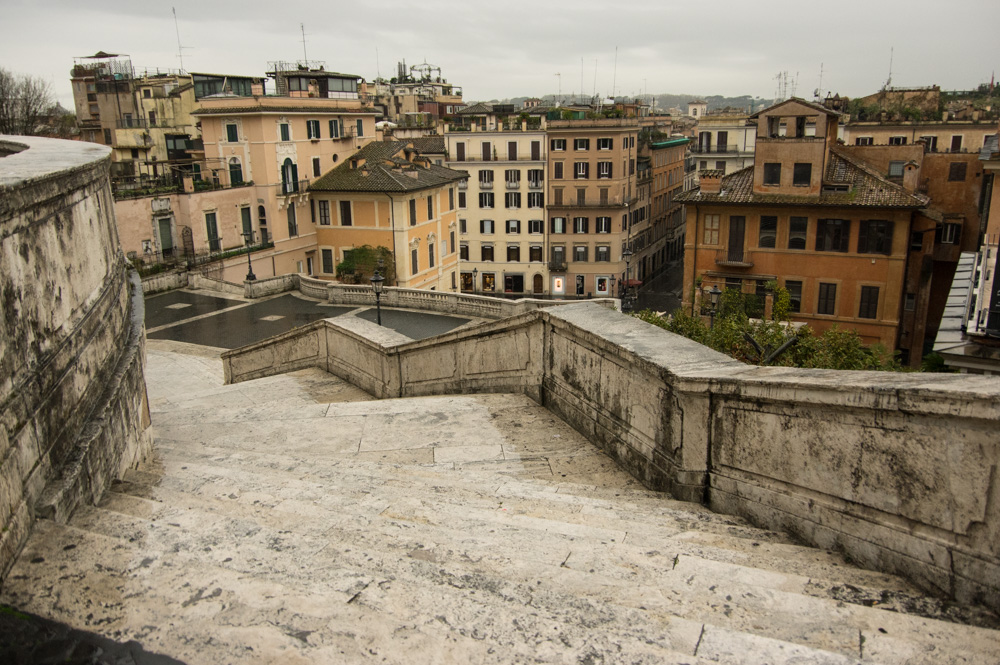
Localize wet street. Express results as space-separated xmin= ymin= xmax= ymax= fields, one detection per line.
xmin=634 ymin=259 xmax=685 ymax=315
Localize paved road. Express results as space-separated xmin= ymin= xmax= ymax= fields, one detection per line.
xmin=145 ymin=290 xmax=471 ymax=349
xmin=635 ymin=259 xmax=685 ymax=314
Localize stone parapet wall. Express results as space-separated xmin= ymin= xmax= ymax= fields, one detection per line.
xmin=220 ymin=301 xmax=1000 ymax=611
xmin=0 ymin=136 xmax=151 ymax=581
xmin=141 ymin=270 xmax=189 ymax=294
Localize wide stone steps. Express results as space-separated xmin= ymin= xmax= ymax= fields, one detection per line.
xmin=4 ymin=346 xmax=998 ymax=664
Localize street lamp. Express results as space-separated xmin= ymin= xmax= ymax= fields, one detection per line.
xmin=370 ymin=267 xmax=385 ymax=326
xmin=241 ymin=229 xmax=257 ymax=282
xmin=472 ymin=267 xmax=478 ymax=294
xmin=621 ymin=247 xmax=634 ymax=312
xmin=707 ymin=285 xmax=722 ymax=330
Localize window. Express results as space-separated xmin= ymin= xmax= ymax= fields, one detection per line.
xmin=703 ymin=214 xmax=720 ymax=245
xmin=482 ymin=272 xmax=496 ymax=292
xmin=205 ymin=212 xmax=220 ymax=251
xmin=950 ymin=135 xmax=963 ymax=152
xmin=329 ymin=119 xmax=341 ymax=138
xmin=573 ymin=245 xmax=588 ymax=262
xmin=450 ymin=230 xmax=455 ymax=252
xmin=427 ymin=195 xmax=434 ymax=219
xmin=939 ymin=222 xmax=961 ymax=244
xmin=481 ymin=244 xmax=494 ymax=261
xmin=596 ymin=245 xmax=610 ymax=262
xmin=577 ymin=189 xmax=586 ymax=205
xmin=287 ymin=205 xmax=298 ymax=237
xmin=449 ymin=188 xmax=454 ymax=210
xmin=411 ymin=248 xmax=419 ymax=274
xmin=575 ymin=162 xmax=589 ymax=179
xmin=784 ymin=280 xmax=802 ymax=313
xmin=531 ymin=141 xmax=541 ymax=160
xmin=428 ymin=242 xmax=435 ymax=268
xmin=460 ymin=244 xmax=469 ymax=260
xmin=505 ymin=169 xmax=520 ymax=184
xmin=507 ymin=245 xmax=520 ymax=262
xmin=506 ymin=219 xmax=520 ymax=234
xmin=553 ymin=162 xmax=563 ymax=179
xmin=854 ymin=137 xmax=873 ymax=146
xmin=551 ymin=245 xmax=566 ymax=264
xmin=455 ymin=142 xmax=465 ymax=161
xmin=409 ymin=199 xmax=417 ymax=225
xmin=858 ymin=220 xmax=893 ymax=254
xmin=793 ymin=163 xmax=811 ymax=186
xmin=529 ymin=219 xmax=543 ymax=234
xmin=948 ymin=162 xmax=968 ymax=181
xmin=356 ymin=119 xmax=364 ymax=137
xmin=318 ymin=200 xmax=331 ymax=225
xmin=508 ymin=141 xmax=517 ymax=161
xmin=551 ymin=217 xmax=566 ymax=234
xmin=758 ymin=216 xmax=777 ymax=248
xmin=905 ymin=293 xmax=916 ymax=311
xmin=859 ymin=286 xmax=879 ymax=319
xmin=596 ymin=217 xmax=611 ymax=234
xmin=458 ymin=192 xmax=466 ymax=209
xmin=281 ymin=158 xmax=298 ymax=193
xmin=505 ymin=192 xmax=521 ymax=209
xmin=228 ymin=157 xmax=243 ymax=185
xmin=321 ymin=249 xmax=334 ymax=274
xmin=597 ymin=138 xmax=613 ymax=150
xmin=551 ymin=138 xmax=566 ymax=151
xmin=529 ymin=245 xmax=542 ymax=262
xmin=574 ymin=138 xmax=590 ymax=151
xmin=715 ymin=161 xmax=725 ymax=171
xmin=479 ymin=169 xmax=494 ymax=187
xmin=910 ymin=231 xmax=924 ymax=251
xmin=307 ymin=120 xmax=320 ymax=139
xmin=888 ymin=136 xmax=907 ymax=146
xmin=921 ymin=135 xmax=938 ymax=152
xmin=338 ymin=200 xmax=352 ymax=227
xmin=481 ymin=141 xmax=492 ymax=161
xmin=597 ymin=162 xmax=612 ymax=179
xmin=553 ymin=188 xmax=563 ymax=205
xmin=763 ymin=163 xmax=781 ymax=185
xmin=888 ymin=161 xmax=904 ymax=178
xmin=103 ymin=128 xmax=112 ymax=144
xmin=479 ymin=192 xmax=495 ymax=208
xmin=788 ymin=217 xmax=808 ymax=249
xmin=480 ymin=219 xmax=495 ymax=234
xmin=460 ymin=218 xmax=467 ymax=233
xmin=527 ymin=192 xmax=543 ymax=208
xmin=312 ymin=156 xmax=322 ymax=177
xmin=280 ymin=123 xmax=290 ymax=141
xmin=817 ymin=283 xmax=837 ymax=315
xmin=573 ymin=217 xmax=588 ymax=234
xmin=816 ymin=219 xmax=850 ymax=252
xmin=241 ymin=206 xmax=253 ymax=237
xmin=226 ymin=123 xmax=239 ymax=142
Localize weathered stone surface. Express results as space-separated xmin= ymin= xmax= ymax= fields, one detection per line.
xmin=4 ymin=345 xmax=999 ymax=663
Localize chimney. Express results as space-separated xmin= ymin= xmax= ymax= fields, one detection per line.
xmin=251 ymin=81 xmax=264 ymax=96
xmin=903 ymin=161 xmax=920 ymax=193
xmin=699 ymin=170 xmax=723 ymax=194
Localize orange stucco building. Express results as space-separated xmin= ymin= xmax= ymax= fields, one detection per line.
xmin=677 ymin=99 xmax=929 ymax=354
xmin=309 ymin=140 xmax=468 ymax=291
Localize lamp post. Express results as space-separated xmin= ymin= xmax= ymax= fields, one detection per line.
xmin=370 ymin=267 xmax=385 ymax=326
xmin=707 ymin=285 xmax=722 ymax=330
xmin=472 ymin=267 xmax=478 ymax=294
xmin=621 ymin=247 xmax=634 ymax=312
xmin=241 ymin=229 xmax=257 ymax=282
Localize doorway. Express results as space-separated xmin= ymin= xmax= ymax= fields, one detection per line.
xmin=728 ymin=216 xmax=745 ymax=262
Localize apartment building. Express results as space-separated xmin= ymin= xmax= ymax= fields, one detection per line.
xmin=189 ymin=94 xmax=377 ymax=275
xmin=843 ymin=118 xmax=995 ymax=155
xmin=648 ymin=137 xmax=690 ymax=266
xmin=445 ymin=118 xmax=547 ymax=294
xmin=677 ymin=98 xmax=929 ymax=353
xmin=309 ymin=140 xmax=468 ymax=291
xmin=692 ymin=110 xmax=756 ymax=175
xmin=546 ymin=118 xmax=641 ymax=297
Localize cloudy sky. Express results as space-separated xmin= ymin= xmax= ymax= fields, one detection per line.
xmin=4 ymin=0 xmax=998 ymax=110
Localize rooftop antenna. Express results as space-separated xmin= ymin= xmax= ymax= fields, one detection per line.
xmin=300 ymin=23 xmax=308 ymax=63
xmin=814 ymin=62 xmax=824 ymax=100
xmin=581 ymin=57 xmax=584 ymax=105
xmin=611 ymin=46 xmax=619 ymax=100
xmin=172 ymin=7 xmax=190 ymax=73
xmin=376 ymin=46 xmax=381 ymax=82
xmin=555 ymin=72 xmax=561 ymax=105
xmin=593 ymin=58 xmax=598 ymax=102
xmin=885 ymin=46 xmax=894 ymax=89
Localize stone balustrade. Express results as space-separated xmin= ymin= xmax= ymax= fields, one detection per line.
xmin=221 ymin=301 xmax=1000 ymax=612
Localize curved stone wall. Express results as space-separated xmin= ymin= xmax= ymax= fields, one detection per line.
xmin=0 ymin=136 xmax=150 ymax=580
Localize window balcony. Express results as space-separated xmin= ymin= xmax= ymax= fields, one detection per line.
xmin=528 ymin=180 xmax=543 ymax=190
xmin=505 ymin=180 xmax=520 ymax=190
xmin=690 ymin=144 xmax=738 ymax=154
xmin=457 ymin=180 xmax=468 ymax=190
xmin=479 ymin=181 xmax=494 ymax=190
xmin=548 ymin=260 xmax=567 ymax=272
xmin=714 ymin=249 xmax=753 ymax=267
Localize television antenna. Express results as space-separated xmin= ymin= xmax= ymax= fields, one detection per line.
xmin=172 ymin=7 xmax=191 ymax=73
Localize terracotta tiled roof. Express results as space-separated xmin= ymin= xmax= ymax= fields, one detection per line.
xmin=404 ymin=136 xmax=446 ymax=154
xmin=676 ymin=147 xmax=929 ymax=209
xmin=309 ymin=140 xmax=467 ymax=193
xmin=748 ymin=97 xmax=841 ymax=119
xmin=456 ymin=103 xmax=493 ymax=115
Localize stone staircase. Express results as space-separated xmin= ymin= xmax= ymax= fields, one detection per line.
xmin=3 ymin=341 xmax=998 ymax=664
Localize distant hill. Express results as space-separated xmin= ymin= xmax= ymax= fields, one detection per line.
xmin=487 ymin=93 xmax=779 ymax=114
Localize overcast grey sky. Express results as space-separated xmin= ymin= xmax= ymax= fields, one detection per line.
xmin=4 ymin=0 xmax=998 ymax=110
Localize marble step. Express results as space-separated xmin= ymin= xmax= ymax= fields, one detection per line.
xmin=70 ymin=483 xmax=1000 ymax=661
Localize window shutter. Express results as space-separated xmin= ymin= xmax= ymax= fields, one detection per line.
xmin=857 ymin=221 xmax=869 ymax=253
xmin=884 ymin=221 xmax=894 ymax=253
xmin=339 ymin=119 xmax=345 ymax=138
xmin=291 ymin=163 xmax=298 ymax=191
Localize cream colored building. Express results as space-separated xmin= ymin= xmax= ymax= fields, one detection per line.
xmin=692 ymin=111 xmax=756 ymax=176
xmin=445 ymin=119 xmax=547 ymax=295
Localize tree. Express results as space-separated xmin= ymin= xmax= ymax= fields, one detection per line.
xmin=0 ymin=68 xmax=54 ymax=136
xmin=633 ymin=287 xmax=904 ymax=371
xmin=335 ymin=245 xmax=396 ymax=285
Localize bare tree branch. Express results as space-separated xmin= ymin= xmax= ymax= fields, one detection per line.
xmin=0 ymin=67 xmax=54 ymax=136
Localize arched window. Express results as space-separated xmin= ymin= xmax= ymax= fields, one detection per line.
xmin=228 ymin=157 xmax=243 ymax=186
xmin=282 ymin=158 xmax=298 ymax=194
